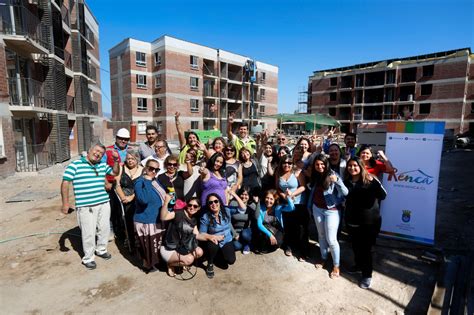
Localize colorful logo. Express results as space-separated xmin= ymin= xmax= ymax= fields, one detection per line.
xmin=387 ymin=169 xmax=434 ymax=185
xmin=402 ymin=210 xmax=411 ymax=223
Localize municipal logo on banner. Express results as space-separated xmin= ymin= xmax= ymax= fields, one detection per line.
xmin=402 ymin=210 xmax=411 ymax=223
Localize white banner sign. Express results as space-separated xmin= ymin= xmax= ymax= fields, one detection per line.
xmin=380 ymin=122 xmax=444 ymax=245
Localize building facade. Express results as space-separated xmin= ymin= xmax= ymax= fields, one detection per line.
xmin=109 ymin=35 xmax=278 ymax=141
xmin=0 ymin=0 xmax=103 ymax=178
xmin=308 ymin=48 xmax=474 ymax=134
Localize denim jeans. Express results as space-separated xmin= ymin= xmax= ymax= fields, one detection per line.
xmin=233 ymin=227 xmax=252 ymax=251
xmin=312 ymin=205 xmax=340 ymax=267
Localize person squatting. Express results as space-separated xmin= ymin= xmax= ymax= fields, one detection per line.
xmin=61 ymin=118 xmax=391 ymax=289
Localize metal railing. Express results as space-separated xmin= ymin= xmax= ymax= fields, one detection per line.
xmin=54 ymin=46 xmax=64 ymax=59
xmin=15 ymin=142 xmax=56 ymax=172
xmin=0 ymin=1 xmax=48 ymax=48
xmin=7 ymin=77 xmax=49 ymax=107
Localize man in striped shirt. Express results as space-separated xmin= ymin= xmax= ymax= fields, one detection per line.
xmin=61 ymin=143 xmax=120 ymax=270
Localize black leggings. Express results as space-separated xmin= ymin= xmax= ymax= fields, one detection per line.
xmin=254 ymin=229 xmax=284 ymax=253
xmin=206 ymin=241 xmax=236 ymax=266
xmin=348 ymin=219 xmax=381 ymax=278
xmin=283 ymin=205 xmax=310 ymax=256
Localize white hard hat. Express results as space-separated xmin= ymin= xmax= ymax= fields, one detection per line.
xmin=116 ymin=128 xmax=130 ymax=139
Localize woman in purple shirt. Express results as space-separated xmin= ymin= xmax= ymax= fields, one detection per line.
xmin=199 ymin=152 xmax=228 ymax=205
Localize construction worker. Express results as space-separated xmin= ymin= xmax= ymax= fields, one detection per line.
xmin=227 ymin=112 xmax=256 ymax=156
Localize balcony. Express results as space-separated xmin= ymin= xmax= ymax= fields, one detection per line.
xmin=227 ymin=71 xmax=242 ymax=82
xmin=88 ymin=65 xmax=97 ymax=82
xmin=7 ymin=77 xmax=50 ymax=109
xmin=203 ymin=103 xmax=217 ymax=119
xmin=204 ymin=83 xmax=217 ymax=99
xmin=0 ymin=2 xmax=48 ymax=54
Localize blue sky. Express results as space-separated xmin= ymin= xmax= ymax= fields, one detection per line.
xmin=88 ymin=0 xmax=473 ymax=115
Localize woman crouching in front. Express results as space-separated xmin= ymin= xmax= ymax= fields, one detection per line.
xmin=160 ymin=195 xmax=221 ymax=277
xmin=255 ymin=189 xmax=295 ymax=253
xmin=199 ymin=191 xmax=247 ymax=279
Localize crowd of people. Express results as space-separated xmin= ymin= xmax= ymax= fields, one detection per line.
xmin=61 ymin=113 xmax=392 ymax=289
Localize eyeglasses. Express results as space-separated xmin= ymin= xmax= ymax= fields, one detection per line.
xmin=187 ymin=204 xmax=200 ymax=209
xmin=283 ymin=161 xmax=293 ymax=165
xmin=155 ymin=145 xmax=165 ymax=149
xmin=277 ymin=138 xmax=286 ymax=142
xmin=208 ymin=199 xmax=219 ymax=205
xmin=148 ymin=166 xmax=159 ymax=173
xmin=117 ymin=137 xmax=130 ymax=141
xmin=167 ymin=163 xmax=178 ymax=167
xmin=225 ymin=148 xmax=235 ymax=152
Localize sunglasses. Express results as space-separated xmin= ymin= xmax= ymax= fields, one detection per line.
xmin=155 ymin=145 xmax=165 ymax=149
xmin=283 ymin=161 xmax=293 ymax=165
xmin=225 ymin=149 xmax=235 ymax=152
xmin=277 ymin=138 xmax=286 ymax=142
xmin=148 ymin=166 xmax=159 ymax=173
xmin=117 ymin=136 xmax=129 ymax=141
xmin=208 ymin=199 xmax=219 ymax=205
xmin=187 ymin=204 xmax=199 ymax=209
xmin=167 ymin=163 xmax=178 ymax=167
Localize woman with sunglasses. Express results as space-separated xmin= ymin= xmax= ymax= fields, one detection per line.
xmin=308 ymin=154 xmax=348 ymax=279
xmin=160 ymin=196 xmax=222 ymax=277
xmin=199 ymin=191 xmax=246 ymax=278
xmin=200 ymin=152 xmax=228 ymax=206
xmin=343 ymin=157 xmax=387 ymax=289
xmin=276 ymin=155 xmax=307 ymax=259
xmin=223 ymin=144 xmax=243 ymax=194
xmin=134 ymin=159 xmax=165 ymax=272
xmin=255 ymin=189 xmax=295 ymax=253
xmin=114 ymin=150 xmax=143 ymax=249
xmin=157 ymin=155 xmax=189 ymax=210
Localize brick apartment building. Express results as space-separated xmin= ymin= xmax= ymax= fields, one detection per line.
xmin=308 ymin=48 xmax=474 ymax=134
xmin=109 ymin=35 xmax=278 ymax=141
xmin=0 ymin=0 xmax=104 ymax=178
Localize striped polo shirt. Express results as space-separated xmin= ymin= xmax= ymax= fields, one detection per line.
xmin=63 ymin=157 xmax=113 ymax=207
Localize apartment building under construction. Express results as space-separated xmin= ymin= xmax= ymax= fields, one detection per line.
xmin=109 ymin=35 xmax=278 ymax=141
xmin=0 ymin=0 xmax=103 ymax=178
xmin=308 ymin=48 xmax=474 ymax=134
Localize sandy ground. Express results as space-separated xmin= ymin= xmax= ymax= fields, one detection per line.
xmin=0 ymin=150 xmax=472 ymax=314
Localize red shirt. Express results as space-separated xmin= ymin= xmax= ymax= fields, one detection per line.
xmin=365 ymin=160 xmax=386 ymax=177
xmin=104 ymin=145 xmax=122 ymax=182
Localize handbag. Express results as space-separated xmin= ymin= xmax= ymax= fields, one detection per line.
xmin=176 ymin=232 xmax=198 ymax=255
xmin=176 ymin=219 xmax=198 ymax=255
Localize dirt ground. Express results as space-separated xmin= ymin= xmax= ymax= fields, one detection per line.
xmin=0 ymin=150 xmax=472 ymax=314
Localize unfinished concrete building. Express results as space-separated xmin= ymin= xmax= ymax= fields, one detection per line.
xmin=0 ymin=0 xmax=103 ymax=177
xmin=308 ymin=48 xmax=474 ymax=134
xmin=109 ymin=35 xmax=278 ymax=141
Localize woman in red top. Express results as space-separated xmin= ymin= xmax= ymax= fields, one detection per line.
xmin=357 ymin=145 xmax=395 ymax=177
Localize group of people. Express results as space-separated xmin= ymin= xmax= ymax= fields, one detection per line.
xmin=61 ymin=113 xmax=393 ymax=289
